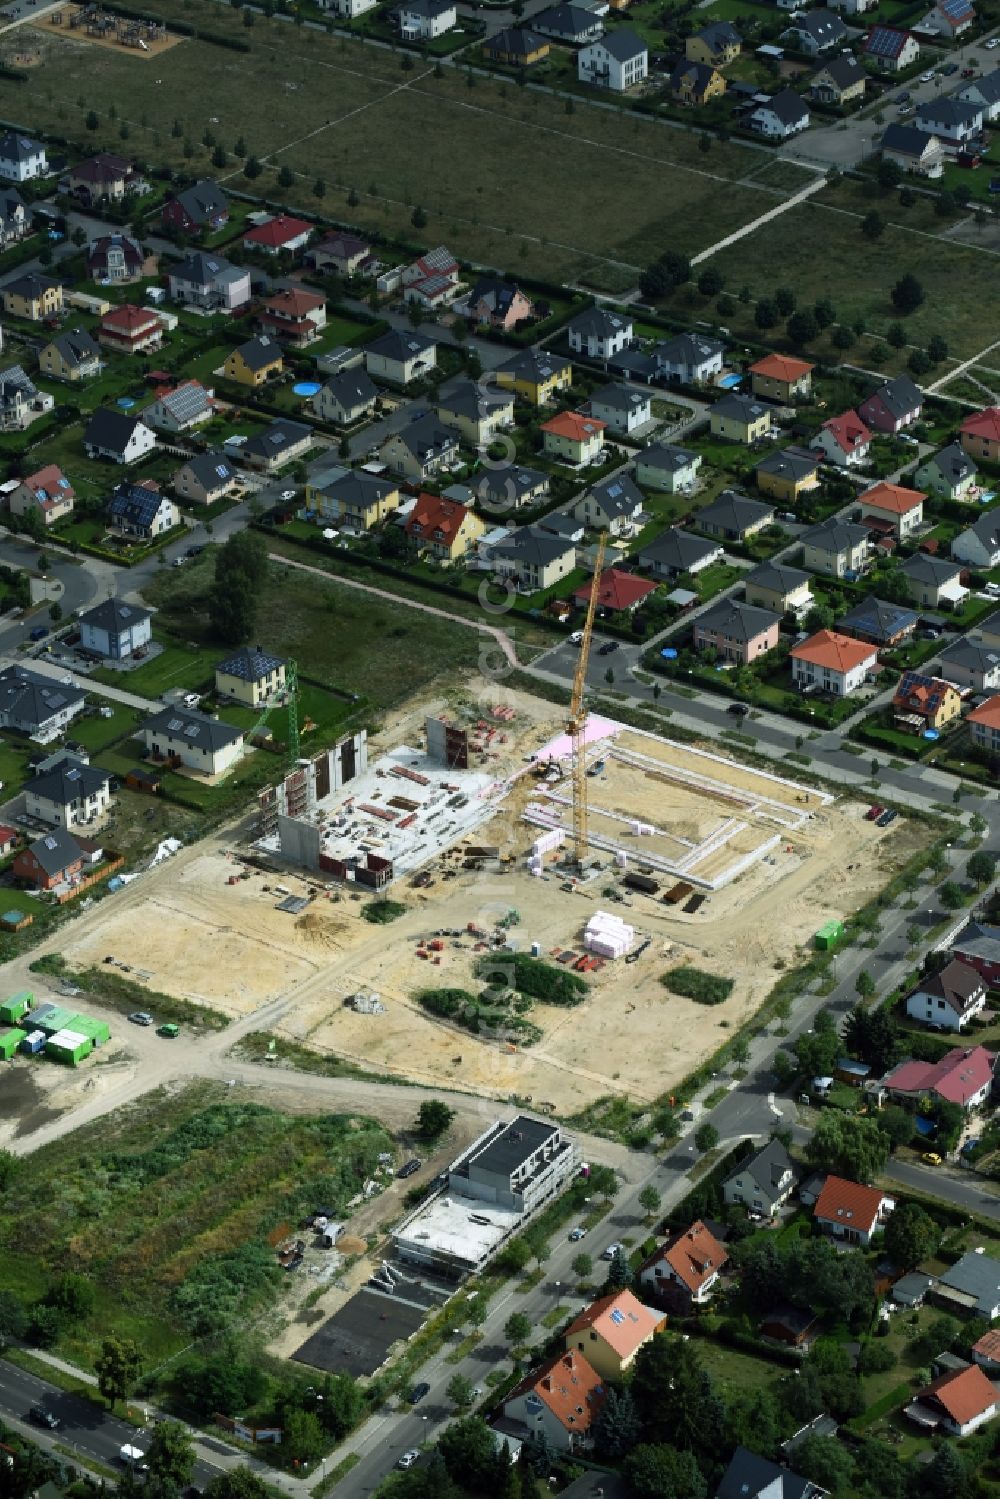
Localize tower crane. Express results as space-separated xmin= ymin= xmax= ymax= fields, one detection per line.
xmin=569 ymin=532 xmax=607 ymax=871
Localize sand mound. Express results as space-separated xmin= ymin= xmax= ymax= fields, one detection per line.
xmin=337 ymin=1235 xmax=366 ymax=1254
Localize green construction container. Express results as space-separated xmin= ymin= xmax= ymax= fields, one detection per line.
xmin=45 ymin=1031 xmax=93 ymax=1067
xmin=0 ymin=991 xmax=32 ymax=1026
xmin=815 ymin=920 xmax=844 ymax=951
xmin=0 ymin=1027 xmax=26 ymax=1060
xmin=68 ymin=1014 xmax=111 ymax=1048
xmin=35 ymin=1005 xmax=79 ymax=1036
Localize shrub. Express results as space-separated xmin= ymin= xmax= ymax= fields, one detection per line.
xmin=477 ymin=952 xmax=587 ymax=1007
xmin=363 ymin=900 xmax=406 ymax=924
xmin=660 ymin=967 xmax=734 ymax=1006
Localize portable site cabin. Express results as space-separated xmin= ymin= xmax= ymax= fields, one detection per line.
xmin=34 ymin=1004 xmax=80 ymax=1036
xmin=20 ymin=1030 xmax=46 ymax=1055
xmin=23 ymin=1004 xmax=56 ymax=1032
xmin=814 ymin=920 xmax=843 ymax=950
xmin=45 ymin=1029 xmax=93 ymax=1066
xmin=0 ymin=991 xmax=32 ymax=1025
xmin=0 ymin=1027 xmax=26 ymax=1060
xmin=68 ymin=1014 xmax=111 ymax=1047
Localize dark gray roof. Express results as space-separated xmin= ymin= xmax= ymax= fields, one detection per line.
xmin=960 ymin=510 xmax=1000 ymax=548
xmin=918 ymin=958 xmax=984 ymax=1010
xmin=437 ymin=379 xmax=513 ymax=422
xmin=464 ymin=1116 xmax=558 ymax=1177
xmin=938 ymin=637 xmax=1000 ymax=678
xmin=801 ymin=516 xmax=870 ymax=552
xmin=390 ymin=415 xmax=458 ymax=461
xmin=0 ymin=187 xmax=25 ymax=229
xmin=961 ymin=66 xmax=1000 ymax=105
xmin=639 ymin=442 xmax=699 ymax=474
xmin=882 ymin=122 xmax=939 ymax=158
xmin=533 ymin=2 xmax=601 ymax=36
xmin=589 ymin=472 xmax=643 ymax=518
xmin=926 ymin=442 xmax=976 ymax=483
xmin=170 ymin=250 xmax=243 ymax=286
xmin=654 ymin=331 xmax=725 ymax=368
xmin=917 ymin=95 xmax=983 ymax=127
xmin=941 ymin=1250 xmax=1000 ymax=1307
xmin=756 ymin=448 xmax=817 ymax=482
xmin=493 ymin=525 xmax=575 ymax=567
xmin=745 ymin=560 xmax=811 ymax=593
xmin=838 ymin=594 xmax=917 ymax=640
xmin=595 ymin=25 xmax=645 ymax=60
xmin=712 ymin=392 xmax=771 ymax=424
xmin=0 ymin=665 xmax=86 ymax=733
xmin=729 ymin=1138 xmax=795 ymax=1199
xmin=786 ymin=7 xmax=846 ymax=42
xmin=24 ymin=756 xmax=108 ymax=808
xmin=84 ymin=406 xmax=150 ymax=453
xmin=179 ymin=450 xmax=238 ymax=490
xmin=590 ymin=382 xmax=649 ymax=414
xmin=698 ymin=490 xmax=774 ymax=532
xmin=242 ymin=419 xmax=312 ymax=463
xmin=497 ymin=348 xmax=570 ymax=381
xmin=79 ymin=597 xmax=151 ymax=636
xmin=232 ymin=334 xmax=281 ymax=373
xmin=866 ymin=374 xmax=922 ymax=420
xmin=172 ymin=178 xmax=227 ymax=225
xmin=669 ymin=58 xmax=720 ymax=92
xmin=696 ymin=598 xmax=780 ymax=643
xmin=3 ymin=272 xmax=60 ymax=301
xmin=0 ymin=131 xmax=43 ymax=164
xmin=696 ymin=19 xmax=741 ymax=46
xmin=143 ymin=705 xmax=244 ymax=754
xmin=366 ymin=329 xmax=436 ymax=362
xmin=472 ymin=465 xmax=547 ymax=509
xmin=892 ymin=1271 xmax=935 ymax=1301
xmin=216 ymin=646 xmax=286 ymax=683
xmin=25 ymin=828 xmax=85 ymax=880
xmin=953 ymin=920 xmax=1000 ymax=966
xmin=320 ymin=368 xmax=378 ymax=410
xmin=900 ymin=553 xmax=961 ymax=584
xmin=317 ymin=468 xmax=398 ymax=506
xmin=637 ymin=527 xmax=719 ymax=571
xmin=48 ymin=327 xmax=100 ymax=368
xmin=816 ymin=52 xmax=865 ymax=87
xmin=717 ymin=1447 xmax=820 ymax=1499
xmin=483 ymin=26 xmax=548 ymax=54
xmin=755 ymin=87 xmax=810 ymax=126
xmin=567 ymin=306 xmax=633 ymax=341
xmin=606 ymin=348 xmax=658 ymax=381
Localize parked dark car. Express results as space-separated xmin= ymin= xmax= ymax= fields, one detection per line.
xmin=397 ymin=1157 xmax=422 ymax=1179
xmin=876 ymin=808 xmax=897 ymax=827
xmin=727 ymin=703 xmax=749 ymax=717
xmin=29 ymin=1407 xmax=59 ymax=1429
xmin=408 ymin=1382 xmax=430 ymax=1405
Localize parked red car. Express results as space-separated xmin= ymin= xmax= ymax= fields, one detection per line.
xmin=866 ymin=805 xmax=886 ymax=821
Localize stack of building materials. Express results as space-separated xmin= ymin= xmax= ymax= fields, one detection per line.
xmin=584 ymin=909 xmax=635 ymax=959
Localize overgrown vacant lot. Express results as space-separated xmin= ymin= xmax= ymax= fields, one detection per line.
xmin=0 ymin=1083 xmax=390 ymax=1367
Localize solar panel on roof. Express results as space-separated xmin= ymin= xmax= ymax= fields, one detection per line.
xmin=184 ymin=725 xmax=199 ymax=738
xmin=610 ymin=1308 xmax=625 ymax=1324
xmin=215 ymin=464 xmax=229 ymax=478
xmin=44 ymin=837 xmax=57 ymax=850
xmin=167 ymin=718 xmax=183 ymax=731
xmin=66 ymin=768 xmax=80 ymax=781
xmin=269 ymin=433 xmax=283 ymax=444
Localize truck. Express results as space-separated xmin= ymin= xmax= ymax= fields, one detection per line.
xmin=119 ymin=1446 xmax=148 ymax=1470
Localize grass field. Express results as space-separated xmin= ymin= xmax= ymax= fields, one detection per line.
xmin=0 ymin=1081 xmax=391 ymax=1368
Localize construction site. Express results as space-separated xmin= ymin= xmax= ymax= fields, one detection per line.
xmin=41 ymin=3 xmax=179 ymax=54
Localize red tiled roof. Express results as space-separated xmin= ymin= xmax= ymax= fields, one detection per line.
xmin=920 ymin=1363 xmax=999 ymax=1426
xmin=790 ymin=629 xmax=877 ymax=673
xmin=0 ymin=824 xmax=17 ymax=843
xmin=573 ymin=567 xmax=656 ymax=613
xmin=262 ymin=287 xmax=325 ymax=317
xmin=974 ymin=1329 xmax=1000 ymax=1363
xmin=563 ymin=1290 xmax=665 ymax=1360
xmin=100 ymin=303 xmax=159 ymax=333
xmin=860 ymin=481 xmax=925 ymax=515
xmin=655 ymin=1220 xmax=728 ymax=1295
xmin=244 ymin=213 xmax=313 ymax=248
xmin=541 ymin=411 xmax=606 ymax=443
xmin=883 ymin=1045 xmax=995 ymax=1106
xmin=822 ymin=411 xmax=871 ymax=453
xmin=24 ymin=463 xmax=74 ymax=499
xmin=813 ymin=1174 xmax=887 ymax=1236
xmin=750 ymin=353 xmax=814 ymax=382
xmin=962 ymin=407 xmax=1000 ymax=444
xmin=969 ymin=695 xmax=1000 ymax=732
xmin=506 ymin=1349 xmax=606 ymax=1434
xmin=404 ymin=492 xmax=473 ymax=547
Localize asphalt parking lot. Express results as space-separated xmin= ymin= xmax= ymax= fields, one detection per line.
xmin=292 ymin=1288 xmax=429 ymax=1378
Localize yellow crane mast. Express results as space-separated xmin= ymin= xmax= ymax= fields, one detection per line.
xmin=569 ymin=532 xmax=607 ymax=871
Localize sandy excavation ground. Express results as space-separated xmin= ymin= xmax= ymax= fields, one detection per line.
xmin=52 ymin=683 xmax=918 ymax=1112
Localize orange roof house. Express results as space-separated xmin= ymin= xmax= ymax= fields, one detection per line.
xmin=258 ymin=286 xmax=327 ymax=346
xmin=907 ymin=1363 xmax=1000 ymax=1437
xmin=749 ymin=353 xmax=814 ymax=402
xmin=541 ymin=410 xmax=606 ymax=463
xmin=790 ymin=628 xmax=878 ymax=696
xmin=639 ymin=1220 xmax=728 ymax=1307
xmin=503 ymin=1349 xmax=606 ymax=1450
xmin=243 ymin=213 xmax=313 ymax=255
xmin=563 ymin=1289 xmax=666 ymax=1380
xmin=573 ymin=567 xmax=656 ymax=614
xmin=859 ymin=481 xmax=925 ymax=537
xmin=97 ymin=303 xmax=162 ymax=355
xmin=961 ymin=407 xmax=1000 ymax=465
xmin=403 ymin=491 xmax=485 ymax=560
xmin=813 ymin=1174 xmax=894 ymax=1245
xmin=967 ymin=695 xmax=1000 ymax=754
xmin=973 ymin=1328 xmax=1000 ymax=1371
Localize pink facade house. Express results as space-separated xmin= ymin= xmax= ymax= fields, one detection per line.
xmin=692 ymin=599 xmax=781 ymax=666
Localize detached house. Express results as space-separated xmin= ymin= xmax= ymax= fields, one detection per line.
xmin=571 ymin=473 xmax=644 ymax=535
xmin=572 ymin=568 xmax=656 ymax=615
xmin=533 ymin=3 xmax=604 ymax=43
xmin=906 ymin=959 xmax=987 ymax=1032
xmin=6 ymin=465 xmax=75 ymax=528
xmin=814 ymin=1175 xmax=894 ymax=1246
xmin=589 ymin=383 xmax=651 ymax=436
xmin=811 ymin=52 xmax=867 ymax=104
xmin=859 ymin=480 xmax=925 ymax=539
xmin=397 ymin=0 xmax=457 ymax=38
xmin=401 ymin=246 xmax=461 ymax=309
xmin=722 ymin=1139 xmax=797 ymax=1217
xmin=78 ymin=597 xmax=152 ymax=660
xmin=962 ymin=407 xmax=1000 ymax=466
xmin=899 ymin=553 xmax=966 ymax=608
xmin=167 ymin=251 xmax=251 ymax=312
xmin=483 ymin=27 xmax=550 ymax=66
xmin=968 ymin=696 xmax=1000 ymax=758
xmin=640 ymin=1220 xmax=728 ymax=1310
xmin=0 ymin=188 xmax=27 ymax=249
xmin=686 ymin=19 xmax=741 ymax=66
xmin=636 ymin=528 xmax=722 ymax=580
xmin=744 ymin=561 xmax=812 ymax=616
xmin=39 ymin=327 xmax=101 ymax=384
xmin=907 ymin=1365 xmax=999 ymax=1439
xmin=718 ymin=1449 xmax=826 ymax=1499
xmin=86 ymin=231 xmax=149 ymax=284
xmin=503 ymin=1350 xmax=605 ymax=1452
xmin=669 ymin=59 xmax=726 ymax=106
xmin=109 ymin=480 xmax=179 ymax=541
xmin=492 ymin=527 xmax=577 ymax=592
xmin=566 ymin=307 xmax=633 ymax=362
xmin=542 ymin=410 xmax=606 ymax=465
xmin=635 ymin=444 xmax=701 ymax=493
xmin=379 ymin=417 xmax=459 ymax=483
xmin=693 ymin=599 xmax=781 ymax=665
xmin=918 ymin=0 xmax=975 ymax=32
xmin=749 ymin=353 xmax=814 ymax=404
xmin=938 ymin=637 xmax=1000 ymax=694
xmin=240 ymin=420 xmax=313 ymax=474
xmin=2 ymin=273 xmax=63 ymax=322
xmin=465 ymin=275 xmax=534 ymax=331
xmin=881 ymin=122 xmax=946 ymax=178
xmin=143 ymin=380 xmax=213 ymax=435
xmin=472 ymin=464 xmax=549 ymax=514
xmin=141 ymin=705 xmax=244 ymax=777
xmin=0 ymin=131 xmax=46 ymax=183
xmin=790 ymin=629 xmax=878 ymax=696
xmin=242 ymin=213 xmax=313 ymax=258
xmin=257 ymin=287 xmax=327 ymax=348
xmin=755 ymin=448 xmax=819 ymax=504
xmin=953 ymin=510 xmax=1000 ymax=570
xmin=915 ymin=96 xmax=983 ymax=147
xmin=800 ymin=516 xmax=871 ymax=577
xmin=782 ymin=8 xmax=848 ymax=53
xmin=698 ymin=490 xmax=773 ymax=542
xmin=812 ymin=410 xmax=872 ymax=467
xmin=215 ymin=647 xmax=287 ymax=709
xmin=306 ymin=466 xmax=400 ymax=531
xmin=404 ymin=492 xmax=485 ymax=560
xmin=313 ymin=369 xmax=379 ymax=427
xmin=859 ymin=375 xmax=923 ymax=434
xmin=892 ymin=669 xmax=961 ymax=732
xmin=13 ymin=829 xmax=87 ymax=893
xmin=83 ymin=408 xmax=156 ymax=466
xmin=307 ymin=231 xmax=371 ymax=276
xmin=161 ymin=178 xmax=228 ymax=237
xmin=864 ymin=24 xmax=920 ymax=70
xmin=224 ymin=334 xmax=283 ymax=388
xmin=958 ymin=67 xmax=1000 ymax=122
xmin=0 ymin=665 xmax=86 ymax=744
xmin=563 ymin=1291 xmax=666 ymax=1381
xmin=750 ymin=88 xmax=810 ymax=139
xmin=838 ymin=594 xmax=916 ymax=648
xmin=653 ymin=332 xmax=725 ymax=385
xmin=940 ymin=1250 xmax=1000 ymax=1318
xmin=577 ymin=28 xmax=648 ymax=90
xmin=917 ymin=443 xmax=978 ymax=502
xmin=97 ymin=303 xmax=162 ymax=356
xmin=437 ymin=381 xmax=514 ymax=447
xmin=365 ymin=330 xmax=437 ymax=387
xmin=883 ymin=1044 xmax=995 ymax=1111
xmin=66 ymin=152 xmax=144 ymax=203
xmin=709 ymin=394 xmax=772 ymax=444
xmin=173 ymin=451 xmax=240 ymax=506
xmin=495 ymin=348 xmax=572 ymax=405
xmin=24 ymin=754 xmax=111 ymax=833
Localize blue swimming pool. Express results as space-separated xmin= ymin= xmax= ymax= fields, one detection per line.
xmin=718 ymin=374 xmax=743 ymax=389
xmin=117 ymin=397 xmax=136 ymax=409
xmin=293 ymin=381 xmax=321 ymax=397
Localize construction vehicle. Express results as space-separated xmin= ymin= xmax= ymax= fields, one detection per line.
xmin=568 ymin=533 xmax=607 ymax=871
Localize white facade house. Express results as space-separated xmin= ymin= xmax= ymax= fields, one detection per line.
xmin=566 ymin=307 xmax=633 ymax=361
xmin=915 ymin=96 xmax=983 ymax=147
xmin=141 ymin=706 xmax=245 ymax=777
xmin=906 ymin=960 xmax=987 ymax=1032
xmin=0 ymin=131 xmax=47 ymax=183
xmin=78 ymin=598 xmax=153 ymax=661
xmin=398 ymin=0 xmax=457 ymax=38
xmin=953 ymin=511 xmax=1000 ymax=571
xmin=577 ymin=28 xmax=648 ymax=91
xmin=750 ymin=88 xmax=810 ymax=138
xmin=319 ymin=0 xmax=377 ymax=14
xmin=24 ymin=753 xmax=111 ymax=832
